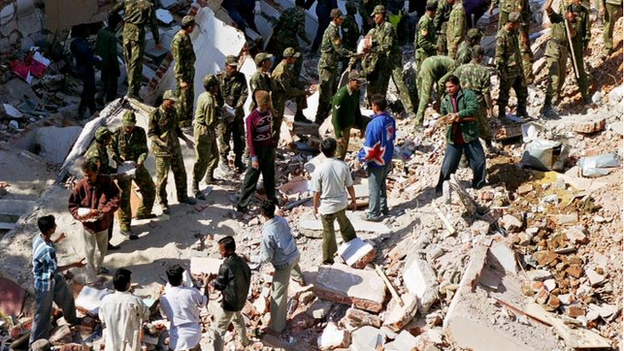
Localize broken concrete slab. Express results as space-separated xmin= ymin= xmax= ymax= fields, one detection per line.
xmin=189 ymin=257 xmax=222 ymax=276
xmin=488 ymin=242 xmax=519 ymax=273
xmin=306 ymin=298 xmax=333 ymax=319
xmin=350 ymin=325 xmax=384 ymax=351
xmin=345 ymin=307 xmax=382 ymax=328
xmin=384 ymin=330 xmax=419 ymax=351
xmin=500 ymin=214 xmax=522 ymax=232
xmin=33 ymin=126 xmax=83 ymax=164
xmin=313 ymin=264 xmax=387 ymax=313
xmin=403 ymin=257 xmax=439 ymax=314
xmin=337 ymin=237 xmax=376 ymax=269
xmin=383 ymin=293 xmax=419 ymax=332
xmin=317 ymin=322 xmax=350 ymax=350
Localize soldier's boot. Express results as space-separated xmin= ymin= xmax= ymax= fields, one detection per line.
xmin=541 ymin=96 xmax=556 ymax=117
xmin=498 ymin=107 xmax=513 ymax=125
xmin=517 ymin=105 xmax=529 ymax=118
xmin=192 ymin=180 xmax=205 ymax=200
xmin=204 ymin=171 xmax=217 ymax=184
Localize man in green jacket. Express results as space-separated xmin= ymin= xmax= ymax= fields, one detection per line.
xmin=332 ymin=71 xmax=368 ymax=160
xmin=171 ymin=15 xmax=196 ymax=128
xmin=95 ymin=12 xmax=122 ymax=104
xmin=414 ymin=1 xmax=438 ymax=72
xmin=434 ymin=75 xmax=486 ymax=197
xmin=192 ymin=75 xmax=220 ymax=199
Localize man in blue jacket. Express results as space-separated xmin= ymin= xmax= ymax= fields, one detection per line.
xmin=434 ymin=75 xmax=486 ymax=197
xmin=358 ymin=94 xmax=396 ymax=222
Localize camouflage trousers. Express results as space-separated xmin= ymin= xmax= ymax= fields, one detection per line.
xmin=604 ymin=3 xmax=623 ymax=51
xmin=122 ymin=38 xmax=144 ymax=98
xmin=217 ymin=117 xmax=246 ymax=168
xmin=315 ymin=66 xmax=338 ymax=124
xmin=476 ymin=99 xmax=492 ymax=141
xmin=117 ymin=166 xmax=156 ymax=232
xmin=571 ymin=41 xmax=590 ymax=100
xmin=545 ymin=49 xmax=567 ymax=103
xmin=437 ymin=27 xmax=447 ymax=55
xmin=415 ymin=73 xmax=451 ymax=125
xmin=499 ymin=11 xmax=535 ymax=84
xmin=192 ymin=123 xmax=219 ymax=188
xmin=366 ymin=63 xmax=415 ymax=114
xmin=176 ymin=81 xmax=195 ymax=128
xmin=155 ymin=150 xmax=188 ymax=206
xmin=498 ymin=72 xmax=528 ymax=112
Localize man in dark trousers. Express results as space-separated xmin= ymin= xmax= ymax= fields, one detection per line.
xmin=332 ymin=70 xmax=367 ymax=160
xmin=434 ymin=75 xmax=486 ymax=197
xmin=237 ymin=91 xmax=277 ymax=212
xmin=71 ymin=24 xmax=102 ymax=119
xmin=95 ymin=12 xmax=122 ymax=104
xmin=211 ymin=236 xmax=251 ymax=348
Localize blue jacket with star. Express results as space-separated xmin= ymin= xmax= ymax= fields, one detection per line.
xmin=357 ymin=111 xmax=396 ymax=168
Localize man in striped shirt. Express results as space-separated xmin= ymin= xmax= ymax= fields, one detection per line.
xmin=31 ymin=215 xmax=85 ymax=346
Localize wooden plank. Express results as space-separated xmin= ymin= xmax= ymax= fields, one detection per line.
xmin=431 ymin=201 xmax=457 ymax=236
xmin=374 ymin=263 xmax=403 ymax=307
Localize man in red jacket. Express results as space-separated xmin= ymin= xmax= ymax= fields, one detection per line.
xmin=68 ymin=159 xmax=120 ymax=284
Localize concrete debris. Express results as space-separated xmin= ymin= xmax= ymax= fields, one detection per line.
xmin=403 ymin=257 xmax=439 ymax=314
xmin=488 ymin=242 xmax=519 ymax=273
xmin=383 ymin=293 xmax=419 ymax=332
xmin=383 ymin=330 xmax=419 ymax=351
xmin=573 ymin=119 xmax=606 ymax=134
xmin=345 ymin=307 xmax=382 ymax=329
xmin=314 ymin=264 xmax=387 ymax=313
xmin=350 ymin=325 xmax=384 ymax=351
xmin=337 ymin=237 xmax=376 ymax=269
xmin=317 ymin=322 xmax=350 ymax=350
xmin=306 ymin=298 xmax=333 ymax=319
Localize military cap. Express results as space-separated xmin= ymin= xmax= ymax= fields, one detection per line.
xmin=181 ymin=15 xmax=195 ymax=27
xmin=426 ymin=0 xmax=438 ymax=9
xmin=283 ymin=47 xmax=301 ymax=58
xmin=95 ymin=126 xmax=112 ymax=141
xmin=203 ymin=74 xmax=218 ymax=88
xmin=122 ymin=110 xmax=136 ymax=126
xmin=255 ymin=90 xmax=271 ymax=106
xmin=370 ymin=5 xmax=386 ymax=16
xmin=254 ymin=52 xmax=273 ymax=66
xmin=225 ymin=55 xmax=239 ymax=67
xmin=467 ymin=28 xmax=482 ymax=40
xmin=163 ymin=90 xmax=179 ymax=102
xmin=348 ymin=70 xmax=367 ymax=84
xmin=346 ymin=1 xmax=357 ymax=11
xmin=330 ymin=8 xmax=346 ymax=19
xmin=507 ymin=11 xmax=521 ymax=23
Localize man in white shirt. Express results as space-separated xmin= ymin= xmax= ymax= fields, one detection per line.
xmin=311 ymin=138 xmax=358 ymax=265
xmin=99 ymin=268 xmax=149 ymax=351
xmin=160 ymin=264 xmax=209 ymax=351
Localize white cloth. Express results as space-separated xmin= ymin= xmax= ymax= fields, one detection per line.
xmin=310 ymin=158 xmax=354 ymax=215
xmin=160 ymin=286 xmax=208 ymax=350
xmin=99 ymin=291 xmax=150 ymax=351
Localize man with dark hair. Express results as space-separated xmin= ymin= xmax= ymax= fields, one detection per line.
xmin=211 ymin=236 xmax=251 ymax=347
xmin=255 ymin=200 xmax=305 ymax=335
xmin=495 ymin=12 xmax=528 ymax=119
xmin=332 ymin=70 xmax=367 ymax=160
xmin=171 ymin=15 xmax=196 ymax=128
xmin=95 ymin=12 xmax=122 ymax=104
xmin=100 ymin=268 xmax=149 ymax=351
xmin=311 ymin=138 xmax=358 ymax=264
xmin=160 ymin=264 xmax=209 ymax=351
xmin=237 ymin=90 xmax=277 ymax=212
xmin=415 ymin=1 xmax=438 ymax=72
xmin=68 ymin=159 xmax=120 ymax=283
xmin=249 ymin=53 xmax=275 ymax=112
xmin=434 ymin=75 xmax=486 ymax=197
xmin=358 ymin=94 xmax=395 ymax=222
xmin=30 ymin=215 xmax=85 ymax=347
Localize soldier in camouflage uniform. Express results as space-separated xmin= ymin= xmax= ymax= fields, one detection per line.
xmin=192 ymin=75 xmax=220 ymax=200
xmin=415 ymin=55 xmax=457 ymax=126
xmin=273 ymin=48 xmax=308 ymax=136
xmin=490 ymin=0 xmax=534 ymax=84
xmin=86 ymin=126 xmax=119 ymax=250
xmin=111 ymin=0 xmax=161 ymax=99
xmin=602 ymin=0 xmax=623 ymax=55
xmin=272 ymin=0 xmax=311 ymax=76
xmin=171 ymin=16 xmax=196 ymax=128
xmin=414 ymin=1 xmax=438 ymax=72
xmin=495 ymin=12 xmax=528 ymax=119
xmin=365 ymin=5 xmax=415 ymax=116
xmin=359 ymin=0 xmax=387 ymax=34
xmin=434 ymin=0 xmax=455 ymax=55
xmin=217 ymin=56 xmax=249 ymax=174
xmin=569 ymin=0 xmax=591 ymax=104
xmin=249 ymin=53 xmax=275 ymax=112
xmin=454 ymin=45 xmax=495 ymax=151
xmin=148 ymin=90 xmax=197 ymax=214
xmin=446 ymin=0 xmax=467 ymax=59
xmin=456 ymin=28 xmax=482 ymax=65
xmin=109 ymin=111 xmax=156 ymax=239
xmin=314 ymin=9 xmax=358 ymax=125
xmin=341 ymin=1 xmax=360 ymax=70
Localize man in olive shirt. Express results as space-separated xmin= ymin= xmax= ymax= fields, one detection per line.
xmin=332 ymin=71 xmax=367 ymax=160
xmin=192 ymin=75 xmax=220 ymax=200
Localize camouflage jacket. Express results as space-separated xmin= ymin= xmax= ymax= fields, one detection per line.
xmin=217 ymin=71 xmax=248 ymax=113
xmin=148 ymin=106 xmax=182 ymax=157
xmin=447 ymin=2 xmax=467 ymax=55
xmin=454 ymin=62 xmax=491 ymax=101
xmin=250 ymin=69 xmax=274 ymax=110
xmin=171 ymin=30 xmax=196 ymax=83
xmin=319 ymin=22 xmax=355 ymax=71
xmin=371 ymin=21 xmax=401 ymax=66
xmin=110 ymin=126 xmax=149 ymax=164
xmin=456 ymin=41 xmax=473 ymax=65
xmin=433 ymin=0 xmax=453 ymax=31
xmin=419 ymin=55 xmax=457 ymax=79
xmin=493 ymin=0 xmax=530 ymax=16
xmin=195 ymin=91 xmax=219 ymax=129
xmin=272 ymin=61 xmax=306 ymax=97
xmin=495 ymin=27 xmax=523 ymax=77
xmin=544 ymin=11 xmax=569 ymax=58
xmin=86 ymin=141 xmax=115 ymax=174
xmin=111 ymin=0 xmax=159 ymax=43
xmin=415 ymin=13 xmax=437 ymax=57
xmin=275 ymin=6 xmax=310 ymax=48
xmin=342 ymin=15 xmax=360 ymax=51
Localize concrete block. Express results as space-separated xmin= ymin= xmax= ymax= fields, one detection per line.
xmin=383 ymin=293 xmax=419 ymax=332
xmin=337 ymin=237 xmax=376 ymax=269
xmin=526 ymin=269 xmax=553 ymax=281
xmin=35 ymin=126 xmax=83 ymax=164
xmin=345 ymin=307 xmax=382 ymax=328
xmin=403 ymin=257 xmax=439 ymax=314
xmin=189 ymin=257 xmax=222 ymax=276
xmin=317 ymin=322 xmax=350 ymax=350
xmin=565 ymin=226 xmax=588 ymax=244
xmin=586 ymin=269 xmax=606 ymax=286
xmin=573 ymin=119 xmax=606 ymax=134
xmin=306 ymin=299 xmax=333 ymax=319
xmin=384 ymin=330 xmax=419 ymax=351
xmin=500 ymin=214 xmax=522 ymax=232
xmin=350 ymin=325 xmax=384 ymax=351
xmin=488 ymin=242 xmax=518 ymax=273
xmin=313 ymin=264 xmax=386 ymax=313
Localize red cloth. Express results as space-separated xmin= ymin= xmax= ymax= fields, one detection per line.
xmin=246 ymin=109 xmax=275 ymax=158
xmin=68 ymin=175 xmax=120 ymax=233
xmin=450 ymin=95 xmax=465 ymax=145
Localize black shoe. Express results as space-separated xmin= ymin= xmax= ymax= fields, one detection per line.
xmin=194 ymin=191 xmax=206 ymax=200
xmin=294 ymin=112 xmax=308 ymax=122
xmin=434 ymin=186 xmax=443 ymax=198
xmin=181 ymin=197 xmax=197 ymax=205
xmin=129 ymin=233 xmax=139 ymax=240
xmin=162 ymin=204 xmax=170 ymax=215
xmin=135 ymin=213 xmax=157 ymax=220
xmin=107 ymin=243 xmax=120 ymax=251
xmin=236 ymin=205 xmax=247 ymax=213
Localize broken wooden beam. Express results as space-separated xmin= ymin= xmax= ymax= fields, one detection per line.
xmin=431 ymin=201 xmax=457 ymax=236
xmin=374 ymin=263 xmax=403 ymax=307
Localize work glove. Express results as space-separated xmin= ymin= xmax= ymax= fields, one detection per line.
xmin=254 ymin=1 xmax=261 ymax=16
